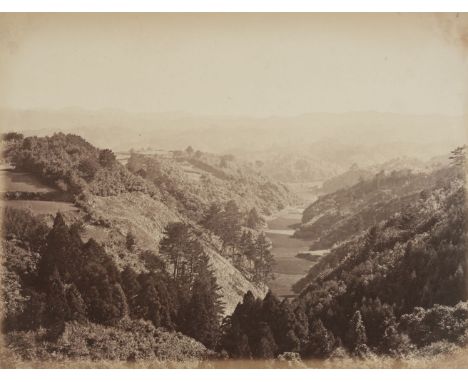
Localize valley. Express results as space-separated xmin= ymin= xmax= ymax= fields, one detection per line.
xmin=264 ymin=195 xmax=329 ymax=297
xmin=1 ymin=131 xmax=467 ymax=365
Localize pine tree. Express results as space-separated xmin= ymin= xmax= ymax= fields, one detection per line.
xmin=39 ymin=213 xmax=79 ymax=285
xmin=219 ymin=200 xmax=242 ymax=256
xmin=135 ymin=273 xmax=162 ymax=328
xmin=293 ymin=304 xmax=309 ymax=345
xmin=200 ymin=203 xmax=223 ymax=236
xmin=153 ymin=273 xmax=177 ymax=329
xmin=380 ymin=323 xmax=406 ymax=355
xmin=283 ymin=329 xmax=301 ymax=353
xmin=159 ymin=222 xmax=195 ymax=280
xmin=44 ymin=267 xmax=70 ymax=339
xmin=181 ymin=255 xmax=224 ymax=349
xmin=254 ymin=232 xmax=275 ymax=282
xmin=346 ymin=310 xmax=369 ymax=356
xmin=360 ymin=297 xmax=396 ymax=349
xmin=66 ymin=283 xmax=87 ymax=322
xmin=304 ymin=319 xmax=335 ymax=358
xmin=253 ymin=322 xmax=278 ymax=358
xmin=79 ymin=240 xmax=126 ymax=325
xmin=239 ymin=230 xmax=256 ymax=271
xmin=276 ymin=299 xmax=303 ymax=353
xmin=121 ymin=266 xmax=141 ymax=317
xmin=219 ymin=316 xmax=252 ymax=359
xmin=246 ymin=208 xmax=265 ymax=229
xmin=260 ymin=291 xmax=282 ymax=345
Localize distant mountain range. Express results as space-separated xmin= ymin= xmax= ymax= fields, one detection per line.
xmin=2 ymin=108 xmax=465 ymax=183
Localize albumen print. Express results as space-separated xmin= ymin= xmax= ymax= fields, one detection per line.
xmin=0 ymin=13 xmax=467 ymax=368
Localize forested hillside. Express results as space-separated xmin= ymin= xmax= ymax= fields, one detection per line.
xmin=294 ymin=165 xmax=454 ymax=250
xmin=2 ymin=132 xmax=467 ymax=365
xmin=1 ymin=132 xmax=294 ymax=362
xmin=319 ymin=156 xmax=440 ymax=195
xmin=217 ymin=149 xmax=467 ymax=362
xmin=126 ymin=148 xmax=295 ymax=220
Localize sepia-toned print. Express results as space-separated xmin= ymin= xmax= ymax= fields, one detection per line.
xmin=0 ymin=13 xmax=467 ymax=368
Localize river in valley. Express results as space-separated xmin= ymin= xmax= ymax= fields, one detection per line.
xmin=264 ymin=205 xmax=327 ymax=297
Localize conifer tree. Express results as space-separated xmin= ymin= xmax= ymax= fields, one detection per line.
xmin=200 ymin=203 xmax=223 ymax=236
xmin=239 ymin=230 xmax=256 ymax=271
xmin=254 ymin=233 xmax=275 ymax=282
xmin=360 ymin=297 xmax=396 ymax=349
xmin=79 ymin=240 xmax=125 ymax=325
xmin=293 ymin=304 xmax=309 ymax=345
xmin=260 ymin=291 xmax=282 ymax=344
xmin=159 ymin=222 xmax=195 ymax=280
xmin=121 ymin=266 xmax=141 ymax=317
xmin=219 ymin=200 xmax=242 ymax=255
xmin=66 ymin=283 xmax=87 ymax=322
xmin=304 ymin=319 xmax=335 ymax=358
xmin=39 ymin=213 xmax=79 ymax=285
xmin=346 ymin=310 xmax=369 ymax=356
xmin=246 ymin=207 xmax=265 ymax=229
xmin=44 ymin=267 xmax=70 ymax=338
xmin=276 ymin=299 xmax=303 ymax=353
xmin=253 ymin=322 xmax=278 ymax=358
xmin=181 ymin=255 xmax=224 ymax=349
xmin=219 ymin=316 xmax=252 ymax=359
xmin=135 ymin=273 xmax=163 ymax=328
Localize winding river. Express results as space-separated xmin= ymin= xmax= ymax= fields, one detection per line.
xmin=264 ymin=206 xmax=326 ymax=297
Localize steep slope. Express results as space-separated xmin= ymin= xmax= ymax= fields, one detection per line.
xmin=319 ymin=156 xmax=440 ymax=195
xmin=2 ymin=133 xmax=274 ymax=317
xmin=218 ymin=160 xmax=467 ymax=360
xmin=125 ymin=150 xmax=295 ymax=218
xmin=292 ymin=164 xmax=466 ymax=352
xmin=294 ymin=167 xmax=452 ymax=249
xmin=83 ymin=192 xmax=266 ymax=314
xmin=294 ymin=167 xmax=465 ymax=297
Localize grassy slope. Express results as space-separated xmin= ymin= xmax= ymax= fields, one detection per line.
xmin=84 ymin=192 xmax=266 ymax=315
xmin=2 ymin=134 xmax=273 ymax=316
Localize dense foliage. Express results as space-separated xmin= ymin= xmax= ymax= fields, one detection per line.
xmin=199 ymin=201 xmax=274 ymax=283
xmin=295 ymin=165 xmax=457 ymax=249
xmin=126 ymin=150 xmax=293 ymax=220
xmin=218 ymin=150 xmax=467 ymax=360
xmin=3 ymin=133 xmax=158 ymax=199
xmin=3 ymin=132 xmax=467 ymax=363
xmin=2 ymin=211 xmax=224 ymax=357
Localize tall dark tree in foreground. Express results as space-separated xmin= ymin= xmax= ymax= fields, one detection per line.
xmin=304 ymin=319 xmax=335 ymax=358
xmin=44 ymin=267 xmax=70 ymax=339
xmin=181 ymin=254 xmax=224 ymax=349
xmin=39 ymin=213 xmax=81 ymax=285
xmin=66 ymin=284 xmax=87 ymax=323
xmin=121 ymin=266 xmax=141 ymax=317
xmin=346 ymin=310 xmax=369 ymax=356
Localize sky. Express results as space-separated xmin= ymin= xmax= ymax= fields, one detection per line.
xmin=0 ymin=13 xmax=467 ymax=117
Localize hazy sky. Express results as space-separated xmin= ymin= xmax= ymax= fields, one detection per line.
xmin=0 ymin=13 xmax=467 ymax=117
